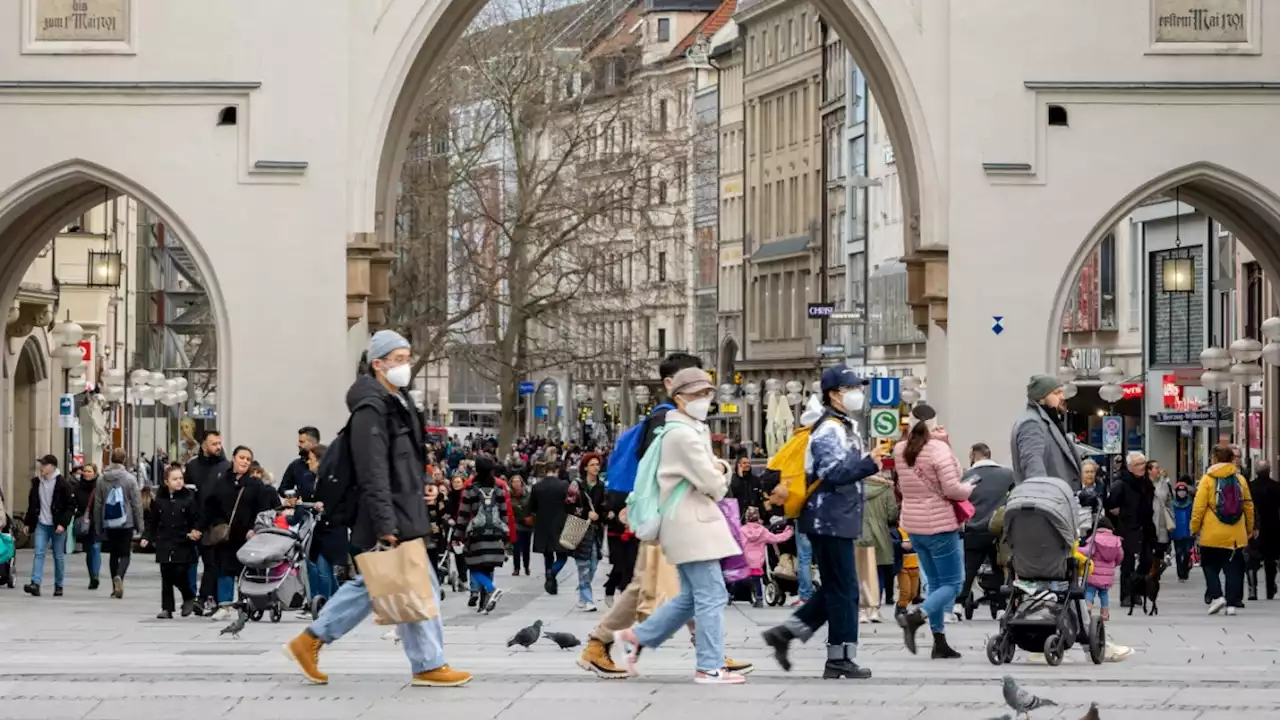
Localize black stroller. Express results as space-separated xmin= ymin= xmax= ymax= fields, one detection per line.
xmin=986 ymin=476 xmax=1104 ymax=667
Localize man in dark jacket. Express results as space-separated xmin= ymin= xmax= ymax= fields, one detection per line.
xmin=23 ymin=455 xmax=75 ymax=597
xmin=958 ymin=443 xmax=1016 ymax=613
xmin=280 ymin=426 xmax=320 ymax=499
xmin=284 ymin=330 xmax=470 ymax=688
xmin=1248 ymin=461 xmax=1280 ymax=599
xmin=528 ymin=463 xmax=570 ymax=593
xmin=1106 ymin=452 xmax=1155 ymax=606
xmin=186 ymin=430 xmax=229 ymax=609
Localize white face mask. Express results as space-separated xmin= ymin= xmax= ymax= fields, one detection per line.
xmin=382 ymin=363 xmax=412 ymax=388
xmin=842 ymin=389 xmax=865 ymax=413
xmin=684 ymin=397 xmax=712 ymax=421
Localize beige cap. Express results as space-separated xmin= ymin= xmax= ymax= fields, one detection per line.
xmin=669 ymin=367 xmax=714 ymax=397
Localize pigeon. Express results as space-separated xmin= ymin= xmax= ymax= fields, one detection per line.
xmin=507 ymin=620 xmax=543 ymax=649
xmin=219 ymin=610 xmax=249 ymax=639
xmin=1080 ymin=703 xmax=1100 ymax=720
xmin=543 ymin=630 xmax=581 ymax=650
xmin=1002 ymin=676 xmax=1057 ymax=717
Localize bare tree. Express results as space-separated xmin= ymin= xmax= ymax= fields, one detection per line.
xmin=392 ymin=0 xmax=683 ymax=447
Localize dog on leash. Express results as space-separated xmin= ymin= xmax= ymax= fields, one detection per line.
xmin=1128 ymin=555 xmax=1170 ymax=616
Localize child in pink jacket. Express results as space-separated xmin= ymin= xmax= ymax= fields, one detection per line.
xmin=1080 ymin=516 xmax=1123 ymax=620
xmin=740 ymin=507 xmax=793 ymax=607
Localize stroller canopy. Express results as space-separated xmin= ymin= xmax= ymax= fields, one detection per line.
xmin=1005 ymin=476 xmax=1079 ymax=547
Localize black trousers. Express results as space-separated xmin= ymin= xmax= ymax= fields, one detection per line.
xmin=513 ymin=531 xmax=532 ymax=573
xmin=877 ymin=563 xmax=896 ymax=605
xmin=1201 ymin=546 xmax=1246 ymax=607
xmin=960 ymin=538 xmax=1003 ymax=608
xmin=198 ymin=544 xmax=219 ymax=603
xmin=160 ymin=562 xmax=196 ymax=612
xmin=794 ymin=533 xmax=858 ymax=647
xmin=605 ymin=535 xmax=639 ymax=596
xmin=105 ymin=529 xmax=133 ymax=579
xmin=543 ymin=550 xmax=569 ymax=575
xmin=1118 ymin=532 xmax=1152 ymax=604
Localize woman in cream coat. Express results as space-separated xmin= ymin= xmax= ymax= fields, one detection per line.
xmin=615 ymin=367 xmax=744 ymax=684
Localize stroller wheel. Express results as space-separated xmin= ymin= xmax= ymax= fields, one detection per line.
xmin=248 ymin=609 xmax=264 ymax=622
xmin=764 ymin=582 xmax=782 ymax=607
xmin=985 ymin=635 xmax=1005 ymax=666
xmin=269 ymin=604 xmax=283 ymax=623
xmin=310 ymin=595 xmax=327 ymax=620
xmin=1088 ymin=616 xmax=1105 ymax=665
xmin=963 ymin=595 xmax=975 ymax=621
xmin=1043 ymin=634 xmax=1065 ymax=667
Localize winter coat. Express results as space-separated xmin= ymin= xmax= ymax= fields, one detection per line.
xmin=652 ymin=411 xmax=740 ymax=565
xmin=528 ymin=475 xmax=570 ymax=554
xmin=962 ymin=460 xmax=1016 ymax=542
xmin=185 ymin=452 xmax=230 ymax=513
xmin=858 ymin=475 xmax=899 ymax=565
xmin=581 ymin=477 xmax=606 ymax=542
xmin=205 ymin=469 xmax=280 ymax=574
xmin=1171 ymin=484 xmax=1194 ymax=541
xmin=1249 ymin=470 xmax=1280 ymax=558
xmin=278 ymin=456 xmax=317 ymax=502
xmin=565 ymin=485 xmax=598 ymax=560
xmin=739 ymin=521 xmax=792 ymax=572
xmin=1011 ymin=401 xmax=1082 ymax=490
xmin=345 ymin=374 xmax=433 ymax=554
xmin=894 ymin=433 xmax=973 ymax=536
xmin=458 ymin=482 xmax=510 ymax=570
xmin=91 ymin=464 xmax=145 ymax=536
xmin=144 ymin=485 xmax=201 ymax=565
xmin=1192 ymin=462 xmax=1255 ymax=551
xmin=800 ymin=411 xmax=879 ymax=539
xmin=24 ymin=474 xmax=75 ymax=530
xmin=72 ymin=478 xmax=97 ymax=525
xmin=1081 ymin=527 xmax=1123 ymax=590
xmin=1152 ymin=474 xmax=1176 ymax=544
xmin=510 ymin=488 xmax=534 ymax=532
xmin=1106 ymin=469 xmax=1155 ymax=542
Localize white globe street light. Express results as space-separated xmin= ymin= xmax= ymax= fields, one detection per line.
xmin=1200 ymin=369 xmax=1232 ymax=394
xmin=764 ymin=378 xmax=781 ymax=394
xmin=1229 ymin=362 xmax=1264 ymax=387
xmin=1097 ymin=366 xmax=1125 ymax=386
xmin=1200 ymin=346 xmax=1231 ymax=371
xmin=900 ymin=388 xmax=921 ymax=405
xmin=1262 ymin=316 xmax=1280 ymax=342
xmin=1098 ymin=384 xmax=1124 ymax=404
xmin=1056 ymin=366 xmax=1078 ymax=384
xmin=785 ymin=380 xmax=804 ymax=395
xmin=901 ymin=375 xmax=922 ymax=391
xmin=1062 ymin=383 xmax=1078 ymax=400
xmin=1230 ymin=338 xmax=1264 ymax=363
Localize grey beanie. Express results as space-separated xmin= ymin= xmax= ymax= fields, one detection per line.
xmin=1027 ymin=374 xmax=1063 ymax=402
xmin=368 ymin=329 xmax=410 ymax=361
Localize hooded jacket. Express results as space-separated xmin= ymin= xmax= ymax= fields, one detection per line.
xmin=1081 ymin=527 xmax=1123 ymax=589
xmin=800 ymin=406 xmax=879 ymax=539
xmin=1192 ymin=462 xmax=1255 ymax=550
xmin=740 ymin=521 xmax=792 ymax=572
xmin=345 ymin=374 xmax=433 ymax=553
xmin=857 ymin=475 xmax=899 ymax=565
xmin=1106 ymin=467 xmax=1155 ymax=540
xmin=1171 ymin=482 xmax=1194 ymax=541
xmin=92 ymin=464 xmax=145 ymax=536
xmin=144 ymin=485 xmax=200 ymax=565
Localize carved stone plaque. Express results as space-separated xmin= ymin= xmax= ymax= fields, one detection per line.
xmin=1153 ymin=0 xmax=1248 ymax=43
xmin=33 ymin=0 xmax=129 ymax=42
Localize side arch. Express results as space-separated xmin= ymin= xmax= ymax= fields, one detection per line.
xmin=17 ymin=334 xmax=50 ymax=384
xmin=0 ymin=157 xmax=235 ymax=437
xmin=1044 ymin=161 xmax=1280 ymax=370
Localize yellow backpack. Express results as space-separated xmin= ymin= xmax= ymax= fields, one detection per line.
xmin=769 ymin=425 xmax=813 ymax=519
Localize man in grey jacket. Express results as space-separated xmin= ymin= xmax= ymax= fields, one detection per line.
xmin=1011 ymin=375 xmax=1082 ymax=491
xmin=92 ymin=448 xmax=145 ymax=598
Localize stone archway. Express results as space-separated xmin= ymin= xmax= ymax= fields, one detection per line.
xmin=8 ymin=335 xmax=50 ymax=504
xmin=0 ymin=159 xmax=234 ymax=441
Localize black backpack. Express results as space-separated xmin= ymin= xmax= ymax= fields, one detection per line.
xmin=315 ymin=422 xmax=358 ymax=528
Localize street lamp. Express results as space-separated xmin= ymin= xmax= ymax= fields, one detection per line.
xmin=87 ymin=250 xmax=122 ymax=288
xmin=51 ymin=312 xmax=85 ymax=469
xmin=901 ymin=374 xmax=922 ymax=406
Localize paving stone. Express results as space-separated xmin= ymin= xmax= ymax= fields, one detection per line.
xmin=86 ymin=699 xmax=239 ymax=720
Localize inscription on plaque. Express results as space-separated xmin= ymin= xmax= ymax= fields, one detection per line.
xmin=1154 ymin=0 xmax=1248 ymax=43
xmin=34 ymin=0 xmax=129 ymax=42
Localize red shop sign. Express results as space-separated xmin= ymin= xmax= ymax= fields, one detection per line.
xmin=1121 ymin=383 xmax=1143 ymax=399
xmin=1162 ymin=374 xmax=1180 ymax=408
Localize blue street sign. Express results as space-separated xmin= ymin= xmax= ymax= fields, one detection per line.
xmin=59 ymin=394 xmax=74 ymax=417
xmin=534 ymin=406 xmax=548 ymax=419
xmin=518 ymin=381 xmax=536 ymax=395
xmin=870 ymin=378 xmax=900 ymax=407
xmin=992 ymin=316 xmax=1004 ymax=335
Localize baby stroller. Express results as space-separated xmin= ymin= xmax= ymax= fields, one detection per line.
xmin=986 ymin=476 xmax=1104 ymax=667
xmin=964 ymin=559 xmax=1005 ymax=620
xmin=439 ymin=525 xmax=464 ymax=594
xmin=234 ymin=503 xmax=321 ymax=623
xmin=762 ymin=517 xmax=803 ymax=606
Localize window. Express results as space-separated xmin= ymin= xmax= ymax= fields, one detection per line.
xmin=762 ymin=29 xmax=768 ymax=63
xmin=789 ymin=91 xmax=798 ymax=144
xmin=776 ymin=100 xmax=784 ymax=150
xmin=675 ymin=159 xmax=687 ymax=198
xmin=1099 ymin=233 xmax=1117 ymax=330
xmin=657 ymin=18 xmax=670 ymax=42
xmin=657 ymin=179 xmax=667 ymax=204
xmin=657 ymin=328 xmax=667 ymax=357
xmin=658 ymin=99 xmax=668 ymax=132
xmin=799 ymin=13 xmax=807 ymax=49
xmin=658 ymin=251 xmax=667 ymax=281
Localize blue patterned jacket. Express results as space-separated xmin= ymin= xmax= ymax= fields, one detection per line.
xmin=799 ymin=410 xmax=880 ymax=539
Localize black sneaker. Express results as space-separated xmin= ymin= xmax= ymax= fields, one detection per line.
xmin=476 ymin=589 xmax=489 ymax=612
xmin=156 ymin=611 xmax=173 ymax=619
xmin=467 ymin=591 xmax=480 ymax=608
xmin=544 ymin=578 xmax=558 ymax=595
xmin=181 ymin=600 xmax=203 ymax=617
xmin=88 ymin=577 xmax=99 ymax=590
xmin=898 ymin=610 xmax=926 ymax=655
xmin=23 ymin=583 xmax=40 ymax=597
xmin=53 ymin=587 xmax=63 ymax=597
xmin=761 ymin=625 xmax=795 ymax=672
xmin=822 ymin=659 xmax=872 ymax=679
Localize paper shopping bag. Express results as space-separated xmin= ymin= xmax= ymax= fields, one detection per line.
xmin=855 ymin=545 xmax=880 ymax=610
xmin=355 ymin=538 xmax=440 ymax=625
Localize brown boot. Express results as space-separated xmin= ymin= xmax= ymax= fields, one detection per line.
xmin=411 ymin=665 xmax=472 ymax=687
xmin=577 ymin=638 xmax=628 ymax=679
xmin=282 ymin=631 xmax=328 ymax=684
xmin=725 ymin=656 xmax=755 ymax=675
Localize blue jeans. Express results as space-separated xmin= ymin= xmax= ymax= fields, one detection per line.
xmin=82 ymin=540 xmax=101 ymax=580
xmin=1085 ymin=586 xmax=1110 ymax=609
xmin=472 ymin=570 xmax=495 ymax=593
xmin=796 ymin=529 xmax=815 ymax=601
xmin=576 ymin=553 xmax=598 ymax=603
xmin=308 ymin=570 xmax=448 ymax=674
xmin=31 ymin=523 xmax=66 ymax=588
xmin=306 ymin=556 xmax=338 ymax=599
xmin=217 ymin=575 xmax=236 ymax=605
xmin=633 ymin=559 xmax=727 ymax=672
xmin=188 ymin=564 xmax=198 ymax=596
xmin=909 ymin=531 xmax=964 ymax=633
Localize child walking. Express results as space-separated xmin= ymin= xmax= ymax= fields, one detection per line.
xmin=1171 ymin=479 xmax=1195 ymax=581
xmin=141 ymin=465 xmax=203 ymax=618
xmin=1080 ymin=516 xmax=1123 ymax=621
xmin=739 ymin=507 xmax=793 ymax=607
xmin=895 ymin=526 xmax=920 ymax=617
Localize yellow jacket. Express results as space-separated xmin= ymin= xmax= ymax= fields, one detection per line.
xmin=898 ymin=527 xmax=918 ymax=570
xmin=1191 ymin=463 xmax=1254 ymax=550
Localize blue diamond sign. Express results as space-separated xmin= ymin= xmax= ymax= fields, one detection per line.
xmin=992 ymin=316 xmax=1004 ymax=335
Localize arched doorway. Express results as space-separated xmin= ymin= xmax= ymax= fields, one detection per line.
xmin=9 ymin=335 xmax=49 ymax=504
xmin=0 ymin=160 xmax=231 ymax=467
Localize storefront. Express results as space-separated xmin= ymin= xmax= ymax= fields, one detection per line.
xmin=1146 ymin=368 xmax=1230 ymax=480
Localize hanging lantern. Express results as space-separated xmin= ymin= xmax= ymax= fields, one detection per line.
xmin=1062 ymin=383 xmax=1078 ymax=400
xmin=1263 ymin=342 xmax=1280 ymax=367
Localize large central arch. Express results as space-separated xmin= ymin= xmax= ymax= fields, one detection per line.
xmin=0 ymin=158 xmax=235 ymax=439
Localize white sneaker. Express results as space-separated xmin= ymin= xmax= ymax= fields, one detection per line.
xmin=604 ymin=595 xmax=614 ymax=608
xmin=381 ymin=629 xmax=399 ymax=643
xmin=694 ymin=668 xmax=746 ymax=684
xmin=858 ymin=609 xmax=869 ymax=624
xmin=952 ymin=603 xmax=964 ymax=621
xmin=580 ymin=601 xmax=598 ymax=613
xmin=869 ymin=608 xmax=883 ymax=624
xmin=1104 ymin=643 xmax=1133 ymax=662
xmin=1208 ymin=597 xmax=1227 ymax=615
xmin=209 ymin=607 xmax=232 ymax=622
xmin=294 ymin=609 xmax=312 ymax=621
xmin=1226 ymin=606 xmax=1238 ymax=616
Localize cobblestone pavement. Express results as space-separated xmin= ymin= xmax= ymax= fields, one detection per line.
xmin=3 ymin=547 xmax=1280 ymax=718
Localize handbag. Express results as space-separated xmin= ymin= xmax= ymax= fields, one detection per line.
xmin=203 ymin=487 xmax=244 ymax=546
xmin=559 ymin=489 xmax=594 ymax=550
xmin=716 ymin=498 xmax=751 ymax=583
xmin=773 ymin=552 xmax=797 ymax=581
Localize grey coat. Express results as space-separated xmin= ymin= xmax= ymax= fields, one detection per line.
xmin=92 ymin=464 xmax=145 ymax=536
xmin=1011 ymin=402 xmax=1082 ymax=492
xmin=1152 ymin=475 xmax=1175 ymax=544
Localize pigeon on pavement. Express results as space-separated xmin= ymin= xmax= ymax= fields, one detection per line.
xmin=1081 ymin=703 xmax=1100 ymax=720
xmin=543 ymin=630 xmax=581 ymax=650
xmin=219 ymin=610 xmax=248 ymax=639
xmin=1002 ymin=675 xmax=1057 ymax=717
xmin=507 ymin=619 xmax=543 ymax=649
